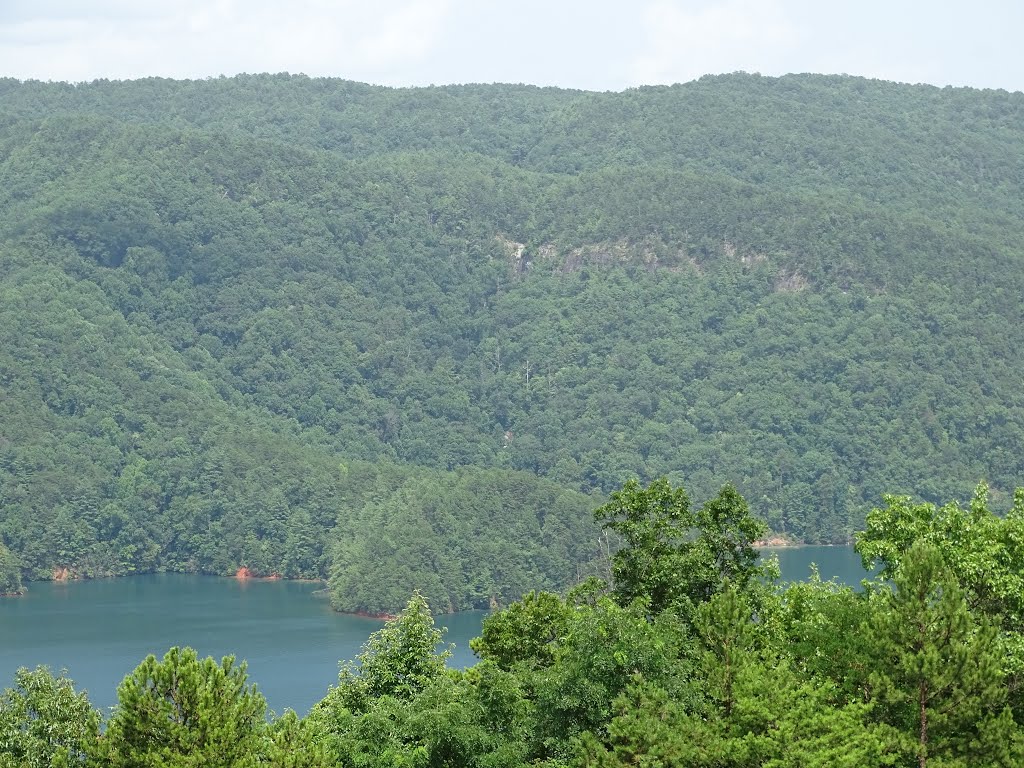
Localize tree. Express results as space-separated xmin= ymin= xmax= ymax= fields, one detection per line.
xmin=694 ymin=586 xmax=759 ymax=720
xmin=310 ymin=593 xmax=465 ymax=766
xmin=594 ymin=478 xmax=766 ymax=616
xmin=856 ymin=484 xmax=1024 ymax=628
xmin=779 ymin=571 xmax=877 ymax=702
xmin=695 ymin=484 xmax=765 ymax=597
xmin=261 ymin=710 xmax=333 ymax=768
xmin=0 ymin=667 xmax=99 ymax=768
xmin=578 ymin=670 xmax=885 ymax=768
xmin=594 ymin=477 xmax=693 ymax=613
xmin=856 ymin=485 xmax=1024 ymax=711
xmin=866 ymin=541 xmax=1021 ymax=768
xmin=575 ymin=681 xmax=696 ymax=768
xmin=470 ymin=590 xmax=574 ymax=670
xmin=0 ymin=544 xmax=22 ymax=596
xmin=100 ymin=646 xmax=267 ymax=768
xmin=327 ymin=592 xmax=450 ymax=713
xmin=534 ymin=597 xmax=689 ymax=751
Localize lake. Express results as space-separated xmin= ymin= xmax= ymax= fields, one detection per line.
xmin=0 ymin=574 xmax=484 ymax=715
xmin=0 ymin=546 xmax=869 ymax=714
xmin=763 ymin=544 xmax=873 ymax=585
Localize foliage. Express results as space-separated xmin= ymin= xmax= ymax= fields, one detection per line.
xmin=0 ymin=544 xmax=22 ymax=596
xmin=857 ymin=483 xmax=1024 ymax=627
xmin=312 ymin=594 xmax=533 ymax=767
xmin=99 ymin=647 xmax=266 ymax=767
xmin=856 ymin=483 xmax=1024 ymax=701
xmin=778 ymin=572 xmax=877 ymax=701
xmin=593 ymin=478 xmax=693 ymax=612
xmin=865 ymin=541 xmax=1021 ymax=767
xmin=3 ymin=482 xmax=1024 ymax=767
xmin=2 ymin=63 xmax=1024 ymax=758
xmin=594 ymin=478 xmax=766 ymax=615
xmin=579 ymin=668 xmax=884 ymax=768
xmin=261 ymin=709 xmax=334 ymax=768
xmin=327 ymin=469 xmax=599 ymax=615
xmin=531 ymin=597 xmax=693 ymax=758
xmin=3 ymin=74 xmax=1024 ymax=607
xmin=0 ymin=667 xmax=99 ymax=768
xmin=469 ymin=590 xmax=574 ymax=670
xmin=327 ymin=593 xmax=451 ymax=713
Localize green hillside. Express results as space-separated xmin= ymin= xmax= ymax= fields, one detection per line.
xmin=1 ymin=73 xmax=1023 ymax=611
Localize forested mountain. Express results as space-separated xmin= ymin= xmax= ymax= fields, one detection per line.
xmin=1 ymin=73 xmax=1023 ymax=610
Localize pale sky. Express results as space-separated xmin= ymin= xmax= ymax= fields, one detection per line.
xmin=0 ymin=0 xmax=1020 ymax=93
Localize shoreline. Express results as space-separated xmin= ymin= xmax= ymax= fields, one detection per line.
xmin=346 ymin=609 xmax=400 ymax=621
xmin=754 ymin=536 xmax=801 ymax=548
xmin=27 ymin=570 xmax=329 ymax=587
xmin=755 ymin=539 xmax=851 ymax=548
xmin=18 ymin=571 xmax=413 ymax=617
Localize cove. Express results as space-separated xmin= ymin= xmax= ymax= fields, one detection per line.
xmin=0 ymin=573 xmax=484 ymax=715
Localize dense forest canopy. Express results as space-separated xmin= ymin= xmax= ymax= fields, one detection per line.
xmin=1 ymin=73 xmax=1023 ymax=611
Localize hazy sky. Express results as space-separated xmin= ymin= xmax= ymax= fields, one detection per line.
xmin=0 ymin=0 xmax=1020 ymax=93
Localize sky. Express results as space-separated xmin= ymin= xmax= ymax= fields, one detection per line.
xmin=0 ymin=0 xmax=1021 ymax=93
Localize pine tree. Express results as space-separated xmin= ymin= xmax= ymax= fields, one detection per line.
xmin=866 ymin=541 xmax=1021 ymax=768
xmin=99 ymin=647 xmax=266 ymax=768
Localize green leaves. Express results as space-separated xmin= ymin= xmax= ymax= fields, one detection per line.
xmin=470 ymin=590 xmax=574 ymax=670
xmin=594 ymin=477 xmax=692 ymax=613
xmin=0 ymin=667 xmax=99 ymax=768
xmin=328 ymin=468 xmax=598 ymax=616
xmin=595 ymin=478 xmax=766 ymax=616
xmin=865 ymin=541 xmax=1019 ymax=767
xmin=330 ymin=593 xmax=451 ymax=713
xmin=101 ymin=647 xmax=266 ymax=768
xmin=856 ymin=484 xmax=1024 ymax=678
xmin=6 ymin=75 xmax=1024 ymax=595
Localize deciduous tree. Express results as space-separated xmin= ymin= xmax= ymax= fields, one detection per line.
xmin=0 ymin=667 xmax=99 ymax=768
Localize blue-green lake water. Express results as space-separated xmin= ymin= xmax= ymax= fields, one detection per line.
xmin=0 ymin=547 xmax=868 ymax=714
xmin=763 ymin=544 xmax=872 ymax=585
xmin=0 ymin=574 xmax=484 ymax=715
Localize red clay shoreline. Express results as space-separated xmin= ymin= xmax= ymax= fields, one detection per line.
xmin=234 ymin=566 xmax=282 ymax=581
xmin=33 ymin=567 xmax=327 ymax=586
xmin=347 ymin=609 xmax=401 ymax=621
